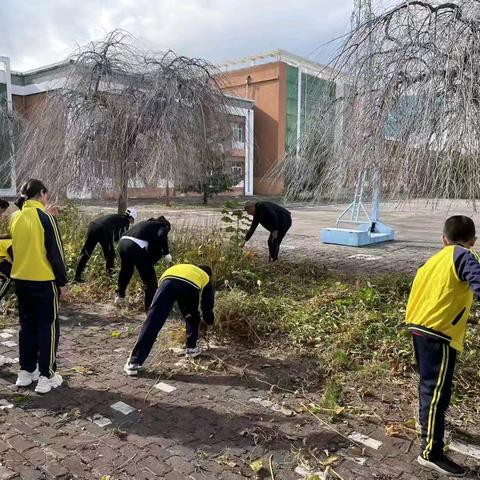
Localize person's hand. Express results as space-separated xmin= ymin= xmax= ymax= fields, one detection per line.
xmin=271 ymin=230 xmax=278 ymax=240
xmin=239 ymin=241 xmax=246 ymax=248
xmin=46 ymin=204 xmax=59 ymax=216
xmin=164 ymin=254 xmax=173 ymax=263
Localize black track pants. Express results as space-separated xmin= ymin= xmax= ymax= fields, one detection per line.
xmin=129 ymin=278 xmax=201 ymax=365
xmin=75 ymin=228 xmax=115 ymax=279
xmin=15 ymin=280 xmax=60 ymax=379
xmin=413 ymin=335 xmax=456 ymax=460
xmin=117 ymin=239 xmax=157 ymax=311
xmin=268 ymin=216 xmax=292 ymax=261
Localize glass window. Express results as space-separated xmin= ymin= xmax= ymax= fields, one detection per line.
xmin=232 ymin=123 xmax=245 ymax=144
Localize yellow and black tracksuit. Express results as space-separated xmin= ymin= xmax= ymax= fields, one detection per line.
xmin=129 ymin=264 xmax=215 ymax=365
xmin=0 ymin=239 xmax=13 ymax=301
xmin=9 ymin=199 xmax=67 ymax=379
xmin=405 ymin=245 xmax=480 ymax=460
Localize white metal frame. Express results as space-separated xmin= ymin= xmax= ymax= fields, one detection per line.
xmin=227 ymin=103 xmax=254 ymax=196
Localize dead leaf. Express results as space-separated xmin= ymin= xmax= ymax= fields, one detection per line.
xmin=405 ymin=418 xmax=417 ymax=429
xmin=322 ymin=455 xmax=339 ymax=466
xmin=250 ymin=459 xmax=263 ymax=473
xmin=334 ymin=406 xmax=345 ymax=416
xmin=386 ymin=423 xmax=403 ymax=437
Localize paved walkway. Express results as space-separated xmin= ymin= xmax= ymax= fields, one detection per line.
xmin=0 ymin=202 xmax=479 ymax=479
xmin=85 ymin=199 xmax=449 ymax=277
xmin=0 ymin=303 xmax=479 ymax=479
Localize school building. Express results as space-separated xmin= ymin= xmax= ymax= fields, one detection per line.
xmin=0 ymin=56 xmax=254 ymax=199
xmin=218 ymin=49 xmax=345 ymax=195
xmin=1 ymin=49 xmax=344 ymax=199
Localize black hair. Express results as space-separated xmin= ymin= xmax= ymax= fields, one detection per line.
xmin=151 ymin=216 xmax=171 ymax=231
xmin=443 ymin=215 xmax=476 ymax=244
xmin=14 ymin=179 xmax=48 ymax=210
xmin=198 ymin=265 xmax=212 ymax=277
xmin=0 ymin=199 xmax=9 ymax=210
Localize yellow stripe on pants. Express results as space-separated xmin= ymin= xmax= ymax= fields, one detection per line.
xmin=423 ymin=344 xmax=449 ymax=459
xmin=50 ymin=283 xmax=59 ymax=378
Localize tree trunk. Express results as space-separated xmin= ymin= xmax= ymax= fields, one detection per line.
xmin=118 ymin=160 xmax=128 ymax=214
xmin=165 ymin=180 xmax=171 ymax=207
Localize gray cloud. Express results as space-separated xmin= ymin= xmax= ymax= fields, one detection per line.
xmin=0 ymin=0 xmax=395 ymax=71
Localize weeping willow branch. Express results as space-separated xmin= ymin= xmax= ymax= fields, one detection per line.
xmin=281 ymin=1 xmax=480 ymax=209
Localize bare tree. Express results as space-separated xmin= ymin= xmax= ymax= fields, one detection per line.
xmin=15 ymin=30 xmax=232 ymax=212
xmin=282 ymin=1 xmax=480 ymax=209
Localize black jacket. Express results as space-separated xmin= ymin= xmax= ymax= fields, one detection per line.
xmin=124 ymin=219 xmax=170 ymax=264
xmin=245 ymin=202 xmax=291 ymax=241
xmin=89 ymin=214 xmax=131 ymax=243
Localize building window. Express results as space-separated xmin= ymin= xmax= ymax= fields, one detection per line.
xmin=232 ymin=165 xmax=242 ymax=178
xmin=232 ymin=122 xmax=245 ymax=148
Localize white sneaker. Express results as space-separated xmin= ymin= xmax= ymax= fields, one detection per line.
xmin=16 ymin=369 xmax=40 ymax=387
xmin=35 ymin=373 xmax=63 ymax=394
xmin=123 ymin=361 xmax=142 ymax=376
xmin=185 ymin=347 xmax=202 ymax=358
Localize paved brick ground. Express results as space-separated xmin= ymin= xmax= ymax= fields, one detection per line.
xmin=251 ymin=231 xmax=437 ymax=277
xmin=0 ymin=300 xmax=479 ymax=479
xmin=0 ymin=232 xmax=479 ymax=479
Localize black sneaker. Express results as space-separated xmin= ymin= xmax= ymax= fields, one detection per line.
xmin=417 ymin=454 xmax=468 ymax=477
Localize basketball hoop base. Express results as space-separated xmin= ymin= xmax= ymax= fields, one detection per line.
xmin=320 ymin=222 xmax=395 ymax=247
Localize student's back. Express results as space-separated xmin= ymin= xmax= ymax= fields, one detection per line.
xmin=405 ymin=245 xmax=478 ymax=352
xmin=125 ymin=219 xmax=168 ymax=240
xmin=90 ymin=214 xmax=130 ymax=234
xmin=405 ymin=215 xmax=480 ymax=476
xmin=124 ymin=218 xmax=171 ymax=263
xmin=10 ymin=199 xmax=66 ymax=284
xmin=255 ymin=202 xmax=291 ymax=229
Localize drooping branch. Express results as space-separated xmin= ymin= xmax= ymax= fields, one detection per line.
xmin=282 ymin=1 xmax=480 ymax=207
xmin=15 ymin=30 xmax=232 ymax=209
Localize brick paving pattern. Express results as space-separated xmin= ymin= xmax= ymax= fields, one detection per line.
xmin=0 ymin=237 xmax=478 ymax=479
xmin=252 ymin=231 xmax=437 ymax=277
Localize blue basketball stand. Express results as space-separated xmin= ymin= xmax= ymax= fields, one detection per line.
xmin=320 ymin=171 xmax=395 ymax=247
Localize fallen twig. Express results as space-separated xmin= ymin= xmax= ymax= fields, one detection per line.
xmin=269 ymin=454 xmax=275 ymax=480
xmin=110 ymin=453 xmax=138 ymax=475
xmin=301 ymin=402 xmax=362 ymax=449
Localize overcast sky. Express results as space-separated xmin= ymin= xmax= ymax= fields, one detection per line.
xmin=0 ymin=0 xmax=395 ymax=72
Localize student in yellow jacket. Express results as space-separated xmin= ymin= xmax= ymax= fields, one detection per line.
xmin=405 ymin=215 xmax=480 ymax=477
xmin=124 ymin=264 xmax=215 ymax=376
xmin=9 ymin=179 xmax=68 ymax=394
xmin=0 ymin=239 xmax=13 ymax=302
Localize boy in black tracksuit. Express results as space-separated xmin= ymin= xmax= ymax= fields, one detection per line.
xmin=406 ymin=216 xmax=480 ymax=477
xmin=75 ymin=209 xmax=137 ymax=282
xmin=117 ymin=217 xmax=171 ymax=311
xmin=124 ymin=263 xmax=214 ymax=375
xmin=243 ymin=201 xmax=292 ymax=261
